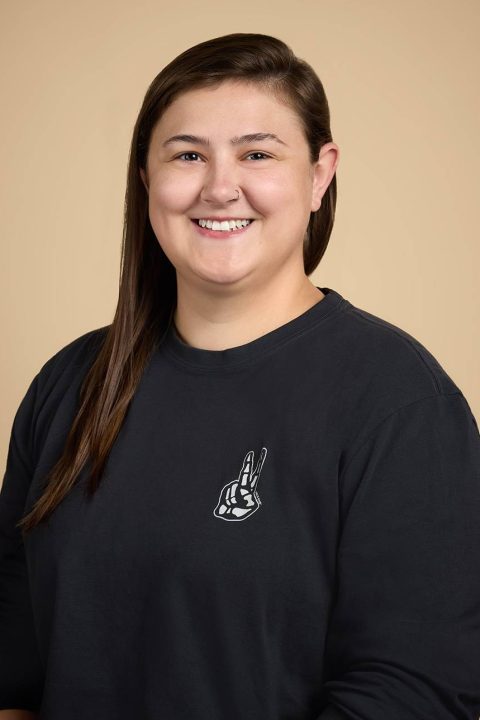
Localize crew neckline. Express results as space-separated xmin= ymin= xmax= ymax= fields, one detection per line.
xmin=161 ymin=287 xmax=348 ymax=371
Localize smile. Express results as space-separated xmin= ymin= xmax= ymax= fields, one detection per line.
xmin=191 ymin=219 xmax=255 ymax=238
xmin=195 ymin=219 xmax=253 ymax=231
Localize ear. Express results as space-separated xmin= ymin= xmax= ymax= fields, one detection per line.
xmin=310 ymin=142 xmax=340 ymax=212
xmin=140 ymin=168 xmax=149 ymax=194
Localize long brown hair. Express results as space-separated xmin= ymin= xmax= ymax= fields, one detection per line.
xmin=18 ymin=32 xmax=337 ymax=533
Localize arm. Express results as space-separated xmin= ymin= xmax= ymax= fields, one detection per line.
xmin=0 ymin=712 xmax=39 ymax=719
xmin=0 ymin=376 xmax=44 ymax=714
xmin=320 ymin=393 xmax=480 ymax=719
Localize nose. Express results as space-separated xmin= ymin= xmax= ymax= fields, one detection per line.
xmin=200 ymin=156 xmax=240 ymax=204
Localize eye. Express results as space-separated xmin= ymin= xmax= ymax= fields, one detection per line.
xmin=174 ymin=151 xmax=272 ymax=162
xmin=174 ymin=151 xmax=271 ymax=163
xmin=175 ymin=152 xmax=203 ymax=162
xmin=245 ymin=152 xmax=271 ymax=161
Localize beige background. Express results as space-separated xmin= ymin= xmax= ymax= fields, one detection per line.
xmin=1 ymin=0 xmax=479 ymax=474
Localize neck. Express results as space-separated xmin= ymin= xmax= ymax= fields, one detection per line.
xmin=172 ymin=273 xmax=324 ymax=351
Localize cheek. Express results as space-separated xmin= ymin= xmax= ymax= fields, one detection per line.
xmin=262 ymin=170 xmax=313 ymax=239
xmin=232 ymin=176 xmax=284 ymax=219
xmin=148 ymin=174 xmax=196 ymax=216
xmin=253 ymin=169 xmax=304 ymax=209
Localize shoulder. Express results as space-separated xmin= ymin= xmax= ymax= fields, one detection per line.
xmin=15 ymin=324 xmax=109 ymax=405
xmin=34 ymin=325 xmax=110 ymax=393
xmin=39 ymin=325 xmax=110 ymax=373
xmin=317 ymin=294 xmax=480 ymax=494
xmin=24 ymin=325 xmax=109 ymax=433
xmin=6 ymin=326 xmax=110 ymax=475
xmin=318 ymin=291 xmax=473 ymax=460
xmin=331 ymin=294 xmax=462 ymax=401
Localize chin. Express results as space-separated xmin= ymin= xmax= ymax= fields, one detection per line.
xmin=192 ymin=265 xmax=254 ymax=287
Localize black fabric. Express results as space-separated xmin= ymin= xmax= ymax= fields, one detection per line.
xmin=316 ymin=707 xmax=350 ymax=720
xmin=1 ymin=287 xmax=479 ymax=719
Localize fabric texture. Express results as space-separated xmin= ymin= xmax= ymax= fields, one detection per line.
xmin=1 ymin=286 xmax=479 ymax=719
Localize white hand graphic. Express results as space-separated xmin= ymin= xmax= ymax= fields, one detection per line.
xmin=213 ymin=448 xmax=268 ymax=521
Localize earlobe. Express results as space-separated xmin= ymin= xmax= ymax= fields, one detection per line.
xmin=311 ymin=170 xmax=325 ymax=212
xmin=310 ymin=143 xmax=339 ymax=212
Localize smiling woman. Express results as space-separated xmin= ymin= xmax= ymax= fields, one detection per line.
xmin=138 ymin=79 xmax=338 ymax=324
xmin=1 ymin=32 xmax=479 ymax=720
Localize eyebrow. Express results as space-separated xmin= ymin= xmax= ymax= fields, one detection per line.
xmin=162 ymin=132 xmax=288 ymax=148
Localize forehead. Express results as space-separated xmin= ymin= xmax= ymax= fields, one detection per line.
xmin=151 ymin=80 xmax=304 ymax=141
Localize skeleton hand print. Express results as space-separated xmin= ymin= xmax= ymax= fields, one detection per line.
xmin=213 ymin=448 xmax=268 ymax=521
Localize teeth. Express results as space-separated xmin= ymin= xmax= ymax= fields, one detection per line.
xmin=197 ymin=219 xmax=252 ymax=231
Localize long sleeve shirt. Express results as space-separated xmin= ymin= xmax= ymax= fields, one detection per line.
xmin=1 ymin=286 xmax=479 ymax=719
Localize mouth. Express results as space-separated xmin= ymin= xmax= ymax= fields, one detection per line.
xmin=190 ymin=218 xmax=255 ymax=238
xmin=192 ymin=218 xmax=254 ymax=227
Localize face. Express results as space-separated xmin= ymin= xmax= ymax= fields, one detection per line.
xmin=140 ymin=80 xmax=338 ymax=291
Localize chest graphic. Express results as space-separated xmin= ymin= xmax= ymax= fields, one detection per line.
xmin=213 ymin=447 xmax=268 ymax=521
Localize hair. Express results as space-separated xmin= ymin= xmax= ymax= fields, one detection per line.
xmin=18 ymin=32 xmax=337 ymax=533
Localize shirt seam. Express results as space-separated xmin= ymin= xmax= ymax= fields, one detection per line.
xmin=348 ymin=307 xmax=442 ymax=393
xmin=338 ymin=390 xmax=464 ymax=485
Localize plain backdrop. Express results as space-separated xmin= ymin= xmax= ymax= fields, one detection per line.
xmin=1 ymin=0 xmax=479 ymax=477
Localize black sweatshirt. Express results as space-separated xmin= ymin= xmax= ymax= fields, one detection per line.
xmin=1 ymin=286 xmax=479 ymax=720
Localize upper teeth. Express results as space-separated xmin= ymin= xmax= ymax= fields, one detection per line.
xmin=197 ymin=219 xmax=252 ymax=231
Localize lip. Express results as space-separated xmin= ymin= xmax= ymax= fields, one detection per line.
xmin=191 ymin=218 xmax=255 ymax=239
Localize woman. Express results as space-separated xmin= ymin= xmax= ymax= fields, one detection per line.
xmin=1 ymin=33 xmax=479 ymax=720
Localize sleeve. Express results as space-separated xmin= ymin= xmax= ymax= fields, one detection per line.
xmin=321 ymin=392 xmax=480 ymax=720
xmin=0 ymin=374 xmax=44 ymax=712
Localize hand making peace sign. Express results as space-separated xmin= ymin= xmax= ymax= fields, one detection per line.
xmin=213 ymin=447 xmax=268 ymax=521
